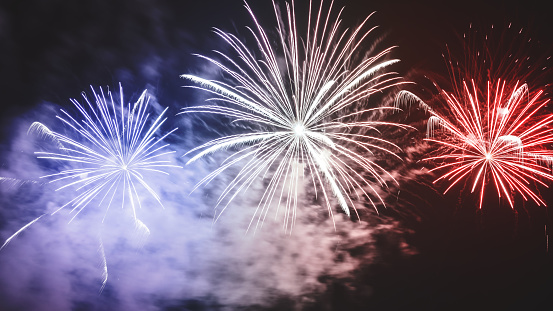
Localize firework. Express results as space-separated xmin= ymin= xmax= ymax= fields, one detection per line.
xmin=398 ymin=26 xmax=553 ymax=209
xmin=0 ymin=84 xmax=181 ymax=289
xmin=32 ymin=84 xmax=180 ymax=223
xmin=181 ymin=0 xmax=409 ymax=231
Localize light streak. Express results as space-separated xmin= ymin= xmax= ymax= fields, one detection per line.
xmin=0 ymin=214 xmax=46 ymax=250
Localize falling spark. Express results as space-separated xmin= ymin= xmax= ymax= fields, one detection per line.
xmin=181 ymin=0 xmax=409 ymax=232
xmin=0 ymin=214 xmax=46 ymax=250
xmin=99 ymin=238 xmax=108 ymax=293
xmin=1 ymin=178 xmax=44 ymax=251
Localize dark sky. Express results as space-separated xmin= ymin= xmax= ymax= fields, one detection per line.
xmin=1 ymin=0 xmax=553 ymax=310
xmin=1 ymin=0 xmax=552 ymax=116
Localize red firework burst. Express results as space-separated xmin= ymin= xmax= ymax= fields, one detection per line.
xmin=426 ymin=79 xmax=553 ymax=209
xmin=401 ymin=24 xmax=553 ymax=209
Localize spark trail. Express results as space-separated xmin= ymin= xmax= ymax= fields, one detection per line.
xmin=0 ymin=214 xmax=46 ymax=250
xmin=181 ymin=0 xmax=409 ymax=232
xmin=0 ymin=176 xmax=41 ymax=190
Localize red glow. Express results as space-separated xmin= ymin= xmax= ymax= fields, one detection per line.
xmin=425 ymin=77 xmax=553 ymax=209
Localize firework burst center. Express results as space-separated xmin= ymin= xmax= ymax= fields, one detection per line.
xmin=293 ymin=123 xmax=307 ymax=137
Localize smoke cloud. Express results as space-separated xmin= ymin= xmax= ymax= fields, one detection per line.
xmin=0 ymin=95 xmax=414 ymax=310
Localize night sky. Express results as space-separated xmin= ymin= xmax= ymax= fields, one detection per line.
xmin=1 ymin=0 xmax=553 ymax=310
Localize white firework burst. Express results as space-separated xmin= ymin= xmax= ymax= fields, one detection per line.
xmin=181 ymin=0 xmax=410 ymax=232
